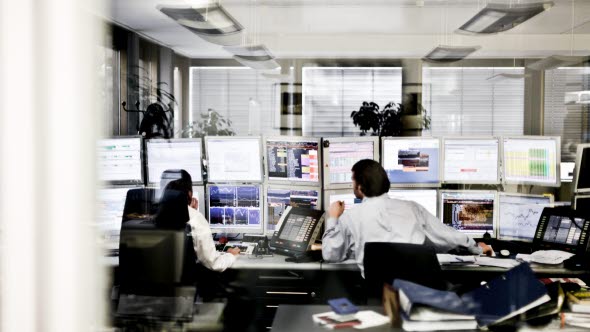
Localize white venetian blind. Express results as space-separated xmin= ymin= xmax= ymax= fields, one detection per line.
xmin=422 ymin=67 xmax=525 ymax=136
xmin=544 ymin=67 xmax=590 ymax=161
xmin=189 ymin=67 xmax=280 ymax=136
xmin=302 ymin=67 xmax=402 ymax=136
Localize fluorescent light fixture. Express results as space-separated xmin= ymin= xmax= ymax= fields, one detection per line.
xmin=158 ymin=4 xmax=243 ymax=46
xmin=423 ymin=45 xmax=480 ymax=63
xmin=457 ymin=1 xmax=554 ymax=34
xmin=224 ymin=44 xmax=281 ymax=70
xmin=486 ymin=73 xmax=530 ymax=81
xmin=565 ymin=91 xmax=590 ymax=105
xmin=527 ymin=55 xmax=589 ymax=71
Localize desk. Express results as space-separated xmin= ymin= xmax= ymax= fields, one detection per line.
xmin=271 ymin=305 xmax=590 ymax=332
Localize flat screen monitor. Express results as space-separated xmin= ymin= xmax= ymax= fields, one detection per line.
xmin=387 ymin=189 xmax=438 ymax=217
xmin=382 ymin=137 xmax=441 ymax=187
xmin=265 ymin=186 xmax=320 ymax=233
xmin=205 ymin=136 xmax=262 ymax=182
xmin=497 ymin=193 xmax=553 ymax=242
xmin=324 ymin=189 xmax=363 ymax=212
xmin=439 ymin=190 xmax=497 ymax=237
xmin=146 ymin=139 xmax=203 ymax=184
xmin=206 ymin=184 xmax=263 ymax=234
xmin=502 ymin=136 xmax=560 ymax=187
xmin=97 ymin=137 xmax=143 ymax=184
xmin=573 ymin=195 xmax=590 ymax=218
xmin=265 ymin=137 xmax=321 ymax=185
xmin=97 ymin=186 xmax=139 ymax=251
xmin=442 ymin=137 xmax=499 ymax=184
xmin=573 ymin=143 xmax=590 ymax=193
xmin=322 ymin=137 xmax=379 ymax=189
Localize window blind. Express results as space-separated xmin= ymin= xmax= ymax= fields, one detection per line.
xmin=189 ymin=67 xmax=280 ymax=136
xmin=544 ymin=67 xmax=590 ymax=161
xmin=422 ymin=67 xmax=525 ymax=137
xmin=302 ymin=67 xmax=402 ymax=136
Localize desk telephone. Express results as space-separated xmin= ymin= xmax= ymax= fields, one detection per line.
xmin=270 ymin=206 xmax=325 ymax=257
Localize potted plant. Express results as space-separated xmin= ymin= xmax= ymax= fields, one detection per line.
xmin=181 ymin=108 xmax=235 ymax=138
xmin=350 ymin=101 xmax=430 ymax=137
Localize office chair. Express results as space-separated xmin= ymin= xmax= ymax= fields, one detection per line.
xmin=122 ymin=187 xmax=158 ymax=223
xmin=363 ymin=242 xmax=448 ymax=300
xmin=117 ymin=190 xmax=197 ymax=322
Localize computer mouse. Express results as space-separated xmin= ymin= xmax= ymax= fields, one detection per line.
xmin=499 ymin=249 xmax=511 ymax=258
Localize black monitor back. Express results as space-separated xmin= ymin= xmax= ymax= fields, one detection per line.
xmin=364 ymin=242 xmax=446 ymax=298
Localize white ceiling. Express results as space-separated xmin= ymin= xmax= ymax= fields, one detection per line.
xmin=97 ymin=0 xmax=590 ymax=58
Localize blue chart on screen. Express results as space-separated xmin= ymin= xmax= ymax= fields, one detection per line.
xmin=208 ymin=185 xmax=261 ymax=230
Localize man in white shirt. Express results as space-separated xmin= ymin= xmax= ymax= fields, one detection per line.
xmin=322 ymin=160 xmax=493 ymax=276
xmin=160 ymin=170 xmax=240 ymax=271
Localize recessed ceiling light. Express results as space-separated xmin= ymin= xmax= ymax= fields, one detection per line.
xmin=457 ymin=1 xmax=554 ymax=34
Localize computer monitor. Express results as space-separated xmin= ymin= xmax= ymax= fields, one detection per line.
xmin=97 ymin=137 xmax=143 ymax=184
xmin=381 ymin=137 xmax=441 ymax=187
xmin=323 ymin=189 xmax=363 ymax=212
xmin=497 ymin=193 xmax=553 ymax=242
xmin=96 ymin=186 xmax=140 ymax=251
xmin=206 ymin=184 xmax=263 ymax=234
xmin=387 ymin=189 xmax=438 ymax=217
xmin=322 ymin=137 xmax=379 ymax=189
xmin=205 ymin=136 xmax=262 ymax=182
xmin=265 ymin=137 xmax=321 ymax=185
xmin=442 ymin=137 xmax=500 ymax=184
xmin=573 ymin=195 xmax=590 ymax=218
xmin=502 ymin=136 xmax=560 ymax=187
xmin=573 ymin=143 xmax=590 ymax=193
xmin=146 ymin=139 xmax=203 ymax=184
xmin=439 ymin=190 xmax=498 ymax=238
xmin=265 ymin=185 xmax=321 ymax=234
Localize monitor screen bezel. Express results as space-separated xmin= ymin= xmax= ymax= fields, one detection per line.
xmin=497 ymin=192 xmax=554 ymax=242
xmin=501 ymin=136 xmax=561 ymax=187
xmin=387 ymin=188 xmax=439 ymax=218
xmin=98 ymin=136 xmax=145 ymax=185
xmin=264 ymin=136 xmax=322 ymax=187
xmin=573 ymin=194 xmax=590 ymax=211
xmin=145 ymin=138 xmax=204 ymax=185
xmin=438 ymin=189 xmax=498 ymax=238
xmin=381 ymin=136 xmax=442 ymax=188
xmin=204 ymin=136 xmax=264 ymax=183
xmin=205 ymin=183 xmax=264 ymax=235
xmin=573 ymin=143 xmax=590 ymax=193
xmin=264 ymin=184 xmax=322 ymax=236
xmin=441 ymin=136 xmax=500 ymax=185
xmin=322 ymin=136 xmax=380 ymax=190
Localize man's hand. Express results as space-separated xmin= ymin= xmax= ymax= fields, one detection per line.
xmin=478 ymin=242 xmax=494 ymax=256
xmin=190 ymin=197 xmax=198 ymax=210
xmin=227 ymin=247 xmax=241 ymax=256
xmin=328 ymin=200 xmax=345 ymax=219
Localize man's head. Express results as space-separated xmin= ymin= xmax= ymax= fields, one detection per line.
xmin=351 ymin=159 xmax=390 ymax=199
xmin=160 ymin=169 xmax=193 ymax=203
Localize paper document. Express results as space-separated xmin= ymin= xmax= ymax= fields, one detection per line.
xmin=516 ymin=250 xmax=575 ymax=265
xmin=436 ymin=254 xmax=476 ymax=265
xmin=475 ymin=257 xmax=520 ymax=269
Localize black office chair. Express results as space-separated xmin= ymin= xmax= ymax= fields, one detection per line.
xmin=363 ymin=242 xmax=448 ymax=300
xmin=117 ymin=190 xmax=197 ymax=322
xmin=122 ymin=187 xmax=158 ymax=223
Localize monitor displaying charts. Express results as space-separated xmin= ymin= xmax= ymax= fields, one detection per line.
xmin=265 ymin=137 xmax=321 ymax=185
xmin=502 ymin=136 xmax=560 ymax=186
xmin=574 ymin=143 xmax=590 ymax=193
xmin=442 ymin=137 xmax=499 ymax=184
xmin=206 ymin=136 xmax=262 ymax=182
xmin=206 ymin=184 xmax=263 ymax=234
xmin=382 ymin=137 xmax=441 ymax=187
xmin=440 ymin=191 xmax=497 ymax=237
xmin=324 ymin=189 xmax=363 ymax=212
xmin=96 ymin=186 xmax=138 ymax=250
xmin=497 ymin=193 xmax=553 ymax=242
xmin=388 ymin=189 xmax=438 ymax=217
xmin=322 ymin=137 xmax=379 ymax=189
xmin=265 ymin=186 xmax=320 ymax=233
xmin=97 ymin=137 xmax=143 ymax=184
xmin=146 ymin=139 xmax=203 ymax=184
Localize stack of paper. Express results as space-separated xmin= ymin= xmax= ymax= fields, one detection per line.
xmin=311 ymin=310 xmax=389 ymax=330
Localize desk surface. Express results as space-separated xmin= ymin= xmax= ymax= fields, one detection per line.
xmin=272 ymin=305 xmax=589 ymax=332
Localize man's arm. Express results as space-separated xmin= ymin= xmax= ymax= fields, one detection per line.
xmin=321 ymin=201 xmax=352 ymax=262
xmin=188 ymin=208 xmax=238 ymax=272
xmin=414 ymin=203 xmax=490 ymax=255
